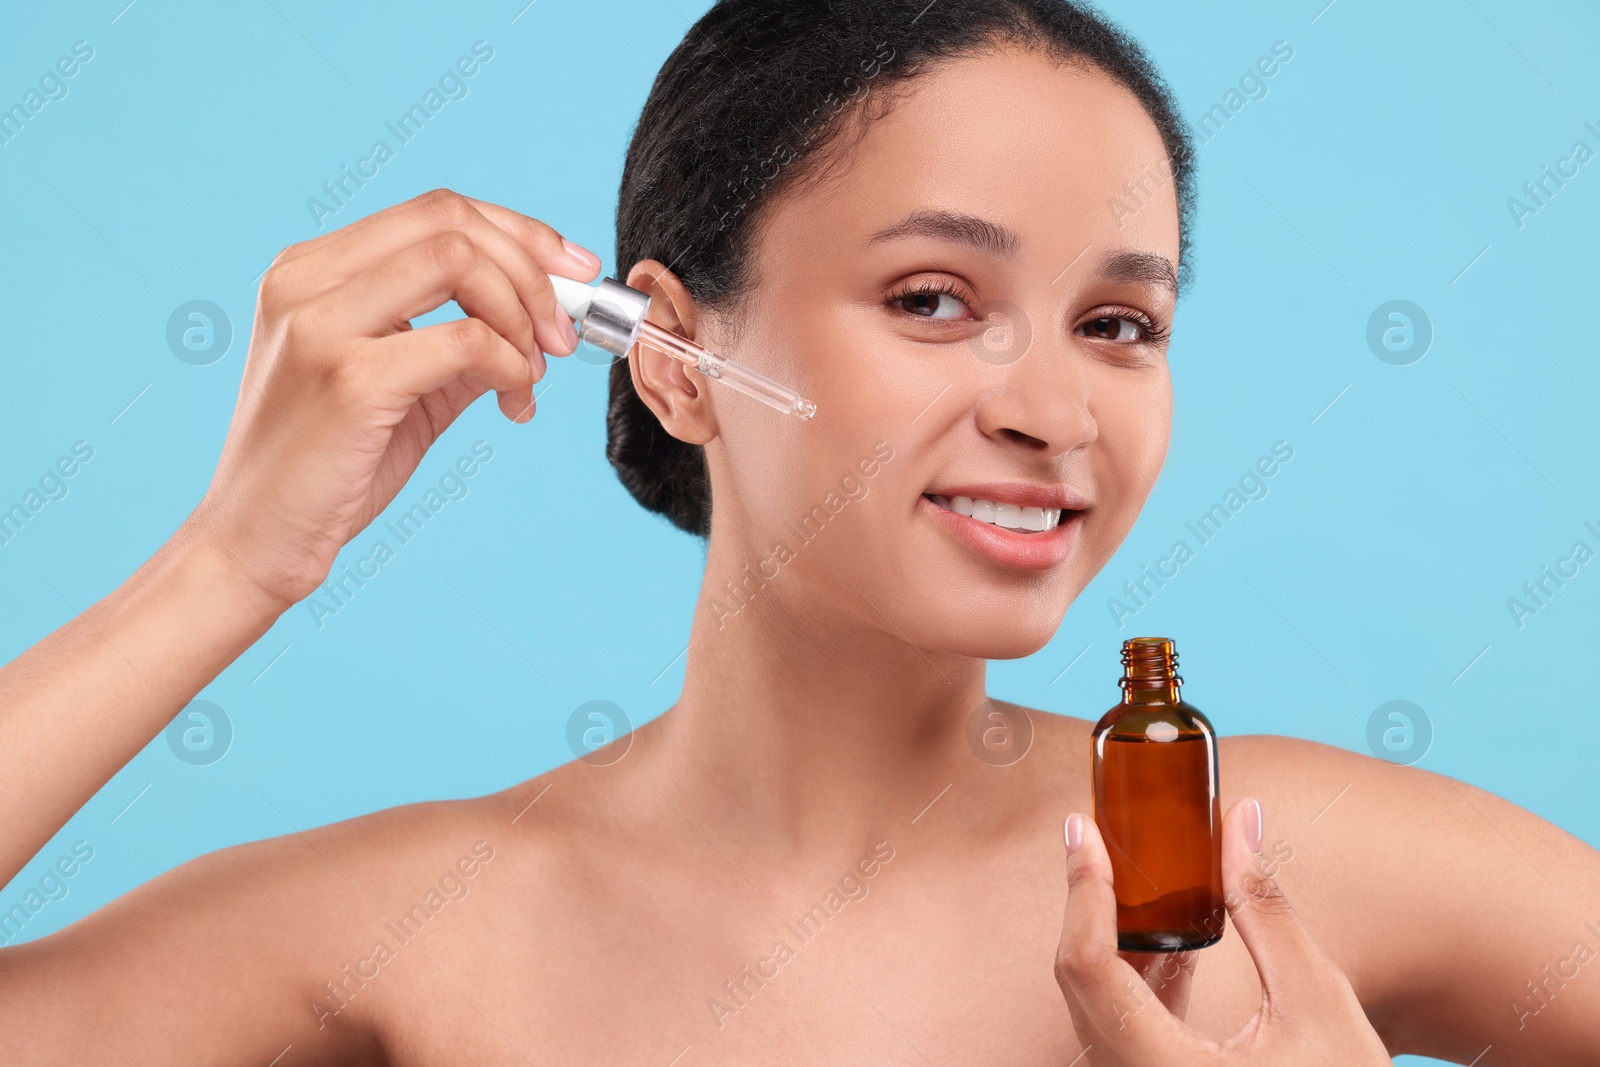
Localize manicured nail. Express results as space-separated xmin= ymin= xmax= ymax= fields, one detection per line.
xmin=1243 ymin=797 xmax=1263 ymax=854
xmin=562 ymin=238 xmax=599 ymax=270
xmin=558 ymin=311 xmax=578 ymax=350
xmin=1065 ymin=812 xmax=1084 ymax=854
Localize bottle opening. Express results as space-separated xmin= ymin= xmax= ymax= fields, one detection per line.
xmin=1119 ymin=636 xmax=1182 ymax=691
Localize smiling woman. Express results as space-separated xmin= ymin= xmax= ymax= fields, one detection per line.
xmin=2 ymin=1 xmax=1599 ymax=1065
xmin=607 ymin=21 xmax=1187 ymax=668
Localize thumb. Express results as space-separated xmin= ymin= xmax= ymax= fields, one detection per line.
xmin=1219 ymin=796 xmax=1327 ymax=1008
xmin=1056 ymin=811 xmax=1195 ymax=1061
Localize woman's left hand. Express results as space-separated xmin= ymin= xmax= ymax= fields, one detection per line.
xmin=1053 ymin=796 xmax=1394 ymax=1065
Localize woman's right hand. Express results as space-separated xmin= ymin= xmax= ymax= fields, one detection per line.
xmin=0 ymin=189 xmax=602 ymax=891
xmin=183 ymin=188 xmax=602 ymax=611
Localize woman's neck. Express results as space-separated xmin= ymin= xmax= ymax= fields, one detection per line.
xmin=647 ymin=535 xmax=999 ymax=868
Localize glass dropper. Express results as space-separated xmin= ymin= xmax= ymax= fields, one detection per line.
xmin=548 ymin=274 xmax=817 ymax=421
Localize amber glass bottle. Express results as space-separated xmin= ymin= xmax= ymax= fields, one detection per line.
xmin=1091 ymin=637 xmax=1223 ymax=952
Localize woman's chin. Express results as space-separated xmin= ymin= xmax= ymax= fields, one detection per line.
xmin=907 ymin=611 xmax=1065 ymax=663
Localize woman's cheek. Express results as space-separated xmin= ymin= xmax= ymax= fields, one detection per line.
xmin=1090 ymin=406 xmax=1171 ymax=556
xmin=1097 ymin=362 xmax=1170 ymax=454
xmin=818 ymin=352 xmax=925 ymax=442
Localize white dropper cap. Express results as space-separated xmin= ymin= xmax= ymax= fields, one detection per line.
xmin=545 ymin=274 xmax=653 ymax=358
xmin=548 ymin=274 xmax=598 ymax=321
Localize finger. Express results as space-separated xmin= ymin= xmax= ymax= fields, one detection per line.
xmin=417 ymin=372 xmax=542 ymax=432
xmin=274 ymin=188 xmax=476 ymax=274
xmin=463 ymin=196 xmax=602 ymax=282
xmin=318 ymin=230 xmax=543 ymax=377
xmin=275 ymin=190 xmax=598 ymax=358
xmin=1056 ymin=812 xmax=1199 ymax=1061
xmin=463 ymin=196 xmax=604 ymax=357
xmin=258 ymin=190 xmax=445 ymax=295
xmin=1219 ymin=796 xmax=1327 ymax=1010
xmin=320 ymin=191 xmax=582 ymax=359
xmin=368 ymin=316 xmax=538 ymax=424
xmin=286 ymin=184 xmax=426 ymax=256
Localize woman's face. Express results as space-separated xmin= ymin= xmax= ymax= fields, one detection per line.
xmin=692 ymin=45 xmax=1181 ymax=660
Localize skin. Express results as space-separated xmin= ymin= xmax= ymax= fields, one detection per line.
xmin=2 ymin=44 xmax=1599 ymax=1066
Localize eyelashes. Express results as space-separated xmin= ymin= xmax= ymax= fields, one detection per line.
xmin=1079 ymin=305 xmax=1171 ymax=347
xmin=885 ymin=278 xmax=977 ymax=321
xmin=882 ymin=278 xmax=1171 ymax=348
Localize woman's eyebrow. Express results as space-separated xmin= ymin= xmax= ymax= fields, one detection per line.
xmin=865 ymin=209 xmax=1021 ymax=258
xmin=864 ymin=213 xmax=1177 ymax=297
xmin=1095 ymin=249 xmax=1178 ymax=297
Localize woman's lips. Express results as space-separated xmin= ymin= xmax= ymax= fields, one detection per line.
xmin=919 ymin=493 xmax=1083 ymax=570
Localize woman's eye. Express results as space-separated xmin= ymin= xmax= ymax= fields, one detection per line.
xmin=893 ymin=290 xmax=971 ymax=320
xmin=1079 ymin=314 xmax=1146 ymax=341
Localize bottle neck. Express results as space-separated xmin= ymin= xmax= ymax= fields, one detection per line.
xmin=1122 ymin=682 xmax=1181 ymax=705
xmin=1119 ymin=637 xmax=1182 ymax=705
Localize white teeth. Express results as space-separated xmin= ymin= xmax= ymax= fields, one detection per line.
xmin=929 ymin=494 xmax=1063 ymax=533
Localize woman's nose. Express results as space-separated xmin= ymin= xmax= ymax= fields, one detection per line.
xmin=971 ymin=316 xmax=1097 ymax=456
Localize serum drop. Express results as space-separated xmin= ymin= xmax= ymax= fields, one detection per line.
xmin=1091 ymin=636 xmax=1224 ymax=951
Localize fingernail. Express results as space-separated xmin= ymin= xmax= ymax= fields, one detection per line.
xmin=1065 ymin=812 xmax=1084 ymax=854
xmin=1244 ymin=797 xmax=1263 ymax=854
xmin=562 ymin=238 xmax=599 ymax=271
xmin=558 ymin=312 xmax=578 ymax=350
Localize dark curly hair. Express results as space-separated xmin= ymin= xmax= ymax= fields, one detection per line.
xmin=608 ymin=0 xmax=1197 ymax=538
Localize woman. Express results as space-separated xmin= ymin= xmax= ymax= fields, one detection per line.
xmin=2 ymin=1 xmax=1596 ymax=1063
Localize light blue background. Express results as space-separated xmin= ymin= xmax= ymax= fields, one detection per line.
xmin=1 ymin=2 xmax=1595 ymax=1062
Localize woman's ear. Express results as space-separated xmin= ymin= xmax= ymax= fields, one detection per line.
xmin=623 ymin=259 xmax=717 ymax=447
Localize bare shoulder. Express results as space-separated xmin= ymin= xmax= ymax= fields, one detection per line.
xmin=1217 ymin=731 xmax=1598 ymax=888
xmin=1216 ymin=733 xmax=1600 ymax=1059
xmin=15 ymin=758 xmax=637 ymax=1063
xmin=1211 ymin=732 xmax=1480 ymax=956
xmin=1005 ymin=713 xmax=1600 ymax=1054
xmin=0 ymin=781 xmax=545 ymax=1064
